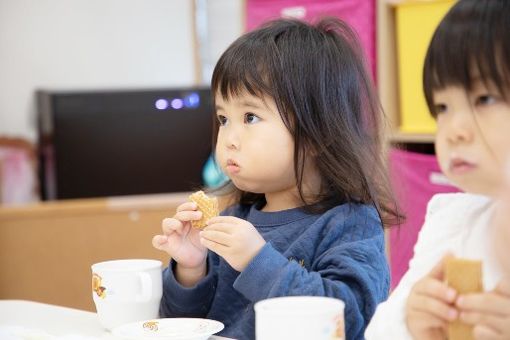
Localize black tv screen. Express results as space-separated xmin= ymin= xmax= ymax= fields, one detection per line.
xmin=37 ymin=87 xmax=213 ymax=200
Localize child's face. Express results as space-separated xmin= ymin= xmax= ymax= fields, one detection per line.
xmin=434 ymin=80 xmax=510 ymax=196
xmin=214 ymin=91 xmax=299 ymax=200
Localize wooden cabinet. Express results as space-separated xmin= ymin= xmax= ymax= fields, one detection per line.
xmin=0 ymin=193 xmax=189 ymax=311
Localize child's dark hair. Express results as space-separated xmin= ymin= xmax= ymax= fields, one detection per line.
xmin=424 ymin=0 xmax=510 ymax=117
xmin=211 ymin=17 xmax=401 ymax=228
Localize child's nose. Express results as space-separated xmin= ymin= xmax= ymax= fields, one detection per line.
xmin=227 ymin=140 xmax=238 ymax=150
xmin=447 ymin=111 xmax=474 ymax=144
xmin=224 ymin=127 xmax=240 ymax=150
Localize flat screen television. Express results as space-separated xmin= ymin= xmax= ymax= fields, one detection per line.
xmin=37 ymin=87 xmax=213 ymax=200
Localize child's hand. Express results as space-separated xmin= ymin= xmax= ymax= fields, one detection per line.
xmin=152 ymin=201 xmax=207 ymax=269
xmin=405 ymin=254 xmax=458 ymax=340
xmin=199 ymin=216 xmax=266 ymax=272
xmin=457 ymin=278 xmax=510 ymax=339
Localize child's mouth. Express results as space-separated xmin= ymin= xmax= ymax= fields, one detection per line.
xmin=449 ymin=158 xmax=476 ymax=174
xmin=226 ymin=159 xmax=240 ymax=174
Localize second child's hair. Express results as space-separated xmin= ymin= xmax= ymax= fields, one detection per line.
xmin=211 ymin=17 xmax=401 ymax=228
xmin=423 ymin=0 xmax=510 ymax=116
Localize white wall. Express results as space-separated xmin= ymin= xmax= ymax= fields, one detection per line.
xmin=196 ymin=0 xmax=245 ymax=84
xmin=0 ymin=0 xmax=196 ymax=141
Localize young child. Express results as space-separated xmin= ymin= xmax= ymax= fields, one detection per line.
xmin=366 ymin=1 xmax=510 ymax=339
xmin=152 ymin=17 xmax=400 ymax=340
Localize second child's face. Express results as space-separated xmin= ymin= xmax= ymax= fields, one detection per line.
xmin=433 ymin=80 xmax=510 ymax=196
xmin=214 ymin=91 xmax=299 ymax=205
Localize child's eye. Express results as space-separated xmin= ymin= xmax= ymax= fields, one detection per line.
xmin=217 ymin=114 xmax=228 ymax=126
xmin=433 ymin=103 xmax=447 ymax=116
xmin=244 ymin=112 xmax=260 ymax=124
xmin=475 ymin=94 xmax=496 ymax=106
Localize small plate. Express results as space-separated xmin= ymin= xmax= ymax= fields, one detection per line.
xmin=112 ymin=318 xmax=224 ymax=340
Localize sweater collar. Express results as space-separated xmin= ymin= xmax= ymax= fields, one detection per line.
xmin=246 ymin=202 xmax=317 ymax=227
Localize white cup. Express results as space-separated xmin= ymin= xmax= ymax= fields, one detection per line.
xmin=255 ymin=296 xmax=345 ymax=340
xmin=91 ymin=259 xmax=163 ymax=330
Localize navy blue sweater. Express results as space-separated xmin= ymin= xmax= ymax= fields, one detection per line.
xmin=160 ymin=202 xmax=389 ymax=340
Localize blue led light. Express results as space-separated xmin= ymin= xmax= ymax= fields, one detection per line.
xmin=171 ymin=98 xmax=184 ymax=109
xmin=155 ymin=99 xmax=168 ymax=110
xmin=184 ymin=92 xmax=200 ymax=108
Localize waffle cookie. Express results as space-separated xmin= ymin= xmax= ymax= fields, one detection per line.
xmin=189 ymin=190 xmax=219 ymax=229
xmin=445 ymin=258 xmax=483 ymax=340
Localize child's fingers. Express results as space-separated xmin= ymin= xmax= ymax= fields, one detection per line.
xmin=414 ymin=278 xmax=457 ymax=303
xmin=200 ymin=237 xmax=229 ymax=255
xmin=457 ymin=293 xmax=510 ymax=315
xmin=460 ymin=311 xmax=506 ymax=332
xmin=207 ymin=215 xmax=241 ymax=225
xmin=176 ymin=201 xmax=198 ymax=212
xmin=152 ymin=234 xmax=168 ymax=250
xmin=200 ymin=229 xmax=232 ymax=246
xmin=473 ymin=324 xmax=506 ymax=340
xmin=162 ymin=217 xmax=186 ymax=234
xmin=174 ymin=210 xmax=202 ymax=223
xmin=495 ymin=278 xmax=510 ymax=297
xmin=407 ymin=309 xmax=447 ymax=329
xmin=408 ymin=292 xmax=458 ymax=321
xmin=203 ymin=222 xmax=235 ymax=233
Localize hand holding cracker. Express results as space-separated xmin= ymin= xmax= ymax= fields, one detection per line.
xmin=200 ymin=215 xmax=266 ymax=272
xmin=405 ymin=254 xmax=458 ymax=340
xmin=456 ymin=277 xmax=510 ymax=340
xmin=151 ymin=200 xmax=207 ymax=269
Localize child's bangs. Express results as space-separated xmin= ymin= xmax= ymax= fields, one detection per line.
xmin=211 ymin=42 xmax=275 ymax=102
xmin=423 ymin=1 xmax=510 ymax=115
xmin=425 ymin=33 xmax=508 ymax=96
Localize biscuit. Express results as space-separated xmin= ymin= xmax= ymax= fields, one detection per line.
xmin=189 ymin=190 xmax=219 ymax=229
xmin=445 ymin=258 xmax=483 ymax=340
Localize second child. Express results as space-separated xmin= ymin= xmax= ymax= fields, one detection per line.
xmin=366 ymin=1 xmax=510 ymax=339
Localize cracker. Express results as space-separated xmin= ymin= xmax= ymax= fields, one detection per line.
xmin=445 ymin=258 xmax=483 ymax=340
xmin=189 ymin=190 xmax=219 ymax=229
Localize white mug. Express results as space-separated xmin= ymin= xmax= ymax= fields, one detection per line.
xmin=91 ymin=259 xmax=163 ymax=330
xmin=255 ymin=296 xmax=345 ymax=340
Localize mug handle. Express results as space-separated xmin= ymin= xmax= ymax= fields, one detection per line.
xmin=136 ymin=272 xmax=152 ymax=302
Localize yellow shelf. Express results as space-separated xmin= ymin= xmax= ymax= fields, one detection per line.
xmin=388 ymin=132 xmax=435 ymax=144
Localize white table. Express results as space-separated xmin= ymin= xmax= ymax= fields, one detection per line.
xmin=0 ymin=300 xmax=234 ymax=339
